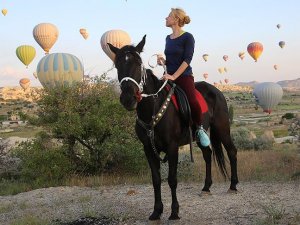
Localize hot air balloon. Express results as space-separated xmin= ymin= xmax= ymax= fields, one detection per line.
xmin=218 ymin=67 xmax=224 ymax=74
xmin=79 ymin=28 xmax=89 ymax=40
xmin=19 ymin=78 xmax=31 ymax=91
xmin=33 ymin=72 xmax=38 ymax=79
xmin=223 ymin=55 xmax=228 ymax=61
xmin=238 ymin=52 xmax=245 ymax=60
xmin=253 ymin=82 xmax=283 ymax=114
xmin=276 ymin=24 xmax=281 ymax=29
xmin=274 ymin=64 xmax=278 ymax=70
xmin=2 ymin=9 xmax=7 ymax=16
xmin=33 ymin=23 xmax=59 ymax=54
xmin=279 ymin=41 xmax=285 ymax=49
xmin=16 ymin=45 xmax=36 ymax=68
xmin=203 ymin=73 xmax=208 ymax=80
xmin=100 ymin=30 xmax=131 ymax=61
xmin=37 ymin=53 xmax=83 ymax=88
xmin=202 ymin=54 xmax=209 ymax=62
xmin=247 ymin=42 xmax=263 ymax=62
xmin=224 ymin=78 xmax=229 ymax=84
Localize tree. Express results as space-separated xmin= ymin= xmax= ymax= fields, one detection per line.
xmin=29 ymin=75 xmax=145 ymax=174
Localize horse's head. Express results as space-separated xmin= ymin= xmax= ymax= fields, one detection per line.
xmin=108 ymin=35 xmax=146 ymax=111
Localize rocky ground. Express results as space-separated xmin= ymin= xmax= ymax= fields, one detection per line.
xmin=0 ymin=181 xmax=299 ymax=225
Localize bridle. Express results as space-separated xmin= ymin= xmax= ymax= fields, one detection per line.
xmin=118 ymin=51 xmax=168 ymax=100
xmin=116 ymin=50 xmax=174 ymax=163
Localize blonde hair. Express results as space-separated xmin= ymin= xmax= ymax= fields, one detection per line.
xmin=171 ymin=8 xmax=191 ymax=27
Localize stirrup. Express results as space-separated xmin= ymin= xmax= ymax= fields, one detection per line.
xmin=196 ymin=125 xmax=210 ymax=147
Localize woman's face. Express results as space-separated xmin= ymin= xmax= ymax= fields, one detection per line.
xmin=165 ymin=12 xmax=178 ymax=27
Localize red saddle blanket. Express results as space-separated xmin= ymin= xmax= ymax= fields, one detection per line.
xmin=166 ymin=86 xmax=208 ymax=114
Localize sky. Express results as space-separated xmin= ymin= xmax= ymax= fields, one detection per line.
xmin=0 ymin=0 xmax=300 ymax=87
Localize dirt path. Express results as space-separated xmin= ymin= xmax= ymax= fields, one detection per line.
xmin=0 ymin=181 xmax=299 ymax=225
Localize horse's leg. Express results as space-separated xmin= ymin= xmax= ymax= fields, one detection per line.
xmin=199 ymin=146 xmax=213 ymax=193
xmin=213 ymin=120 xmax=239 ymax=192
xmin=144 ymin=149 xmax=163 ymax=220
xmin=220 ymin=132 xmax=239 ymax=191
xmin=168 ymin=145 xmax=180 ymax=220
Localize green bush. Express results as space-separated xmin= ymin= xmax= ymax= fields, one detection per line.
xmin=12 ymin=132 xmax=72 ymax=184
xmin=231 ymin=127 xmax=254 ymax=150
xmin=253 ymin=137 xmax=273 ymax=150
xmin=282 ymin=113 xmax=295 ymax=120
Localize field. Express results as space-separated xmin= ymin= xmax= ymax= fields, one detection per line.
xmin=0 ymin=86 xmax=299 ymax=225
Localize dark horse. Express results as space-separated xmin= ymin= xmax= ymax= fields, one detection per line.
xmin=108 ymin=35 xmax=238 ymax=220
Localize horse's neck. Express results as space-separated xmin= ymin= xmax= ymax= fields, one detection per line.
xmin=136 ymin=71 xmax=167 ymax=123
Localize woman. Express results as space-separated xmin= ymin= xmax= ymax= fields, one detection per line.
xmin=157 ymin=8 xmax=210 ymax=147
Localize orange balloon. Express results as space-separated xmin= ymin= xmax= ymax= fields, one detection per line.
xmin=247 ymin=42 xmax=263 ymax=62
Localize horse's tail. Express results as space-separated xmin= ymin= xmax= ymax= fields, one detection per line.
xmin=210 ymin=124 xmax=229 ymax=179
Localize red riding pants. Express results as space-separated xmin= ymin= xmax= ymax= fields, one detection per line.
xmin=174 ymin=75 xmax=202 ymax=125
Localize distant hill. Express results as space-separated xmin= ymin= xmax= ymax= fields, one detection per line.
xmin=235 ymin=78 xmax=300 ymax=89
xmin=277 ymin=78 xmax=300 ymax=88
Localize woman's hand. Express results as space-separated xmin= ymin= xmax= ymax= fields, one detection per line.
xmin=161 ymin=73 xmax=176 ymax=81
xmin=157 ymin=54 xmax=165 ymax=66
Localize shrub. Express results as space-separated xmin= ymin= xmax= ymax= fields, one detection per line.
xmin=231 ymin=127 xmax=254 ymax=150
xmin=12 ymin=132 xmax=72 ymax=184
xmin=253 ymin=137 xmax=273 ymax=150
xmin=282 ymin=113 xmax=295 ymax=120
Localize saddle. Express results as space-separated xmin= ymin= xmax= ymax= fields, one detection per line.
xmin=173 ymin=84 xmax=192 ymax=126
xmin=167 ymin=81 xmax=208 ymax=127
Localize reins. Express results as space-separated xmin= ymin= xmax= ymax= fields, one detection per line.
xmin=118 ymin=51 xmax=174 ymax=163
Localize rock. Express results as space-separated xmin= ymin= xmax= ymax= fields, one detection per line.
xmin=261 ymin=130 xmax=275 ymax=142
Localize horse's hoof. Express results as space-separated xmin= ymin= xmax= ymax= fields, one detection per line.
xmin=227 ymin=188 xmax=238 ymax=194
xmin=149 ymin=211 xmax=162 ymax=221
xmin=169 ymin=213 xmax=180 ymax=220
xmin=199 ymin=191 xmax=212 ymax=196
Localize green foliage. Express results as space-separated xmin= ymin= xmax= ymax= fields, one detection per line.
xmin=282 ymin=112 xmax=295 ymax=120
xmin=228 ymin=104 xmax=234 ymax=125
xmin=0 ymin=114 xmax=7 ymax=121
xmin=12 ymin=132 xmax=72 ymax=184
xmin=231 ymin=127 xmax=254 ymax=150
xmin=27 ymin=76 xmax=146 ymax=175
xmin=253 ymin=137 xmax=273 ymax=150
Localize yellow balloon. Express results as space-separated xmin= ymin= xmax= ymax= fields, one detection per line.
xmin=16 ymin=45 xmax=36 ymax=68
xmin=33 ymin=23 xmax=59 ymax=54
xmin=2 ymin=9 xmax=7 ymax=16
xmin=100 ymin=30 xmax=131 ymax=61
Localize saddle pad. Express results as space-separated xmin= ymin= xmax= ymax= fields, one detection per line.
xmin=166 ymin=86 xmax=208 ymax=114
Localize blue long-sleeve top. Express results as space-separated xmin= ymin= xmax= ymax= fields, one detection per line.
xmin=164 ymin=31 xmax=195 ymax=76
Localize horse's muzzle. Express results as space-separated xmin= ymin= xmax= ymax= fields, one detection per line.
xmin=120 ymin=94 xmax=138 ymax=111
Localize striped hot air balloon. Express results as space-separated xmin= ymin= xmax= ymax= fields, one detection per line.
xmin=253 ymin=82 xmax=283 ymax=114
xmin=33 ymin=23 xmax=59 ymax=54
xmin=100 ymin=30 xmax=131 ymax=61
xmin=16 ymin=45 xmax=36 ymax=68
xmin=36 ymin=53 xmax=83 ymax=88
xmin=19 ymin=78 xmax=31 ymax=91
xmin=247 ymin=42 xmax=263 ymax=62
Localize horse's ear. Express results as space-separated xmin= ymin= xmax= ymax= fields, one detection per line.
xmin=108 ymin=43 xmax=119 ymax=55
xmin=135 ymin=35 xmax=146 ymax=53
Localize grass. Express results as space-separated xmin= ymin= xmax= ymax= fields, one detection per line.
xmin=0 ymin=126 xmax=43 ymax=138
xmin=1 ymin=144 xmax=299 ymax=196
xmin=254 ymin=203 xmax=300 ymax=225
xmin=10 ymin=215 xmax=50 ymax=225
